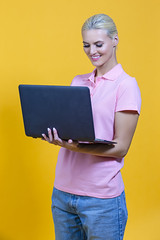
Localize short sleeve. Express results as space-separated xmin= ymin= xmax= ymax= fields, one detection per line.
xmin=115 ymin=77 xmax=141 ymax=114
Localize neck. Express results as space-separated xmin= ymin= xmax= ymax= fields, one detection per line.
xmin=96 ymin=53 xmax=118 ymax=77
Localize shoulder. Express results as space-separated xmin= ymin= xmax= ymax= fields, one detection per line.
xmin=117 ymin=69 xmax=140 ymax=92
xmin=121 ymin=75 xmax=139 ymax=88
xmin=70 ymin=72 xmax=93 ymax=86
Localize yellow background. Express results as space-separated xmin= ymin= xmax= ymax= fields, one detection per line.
xmin=0 ymin=0 xmax=160 ymax=239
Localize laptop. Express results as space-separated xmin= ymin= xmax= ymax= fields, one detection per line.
xmin=18 ymin=84 xmax=116 ymax=145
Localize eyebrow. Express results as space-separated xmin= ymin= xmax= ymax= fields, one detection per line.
xmin=83 ymin=41 xmax=104 ymax=44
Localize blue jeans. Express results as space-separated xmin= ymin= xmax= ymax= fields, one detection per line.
xmin=51 ymin=188 xmax=128 ymax=240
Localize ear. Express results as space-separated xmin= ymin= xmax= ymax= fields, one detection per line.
xmin=112 ymin=34 xmax=119 ymax=47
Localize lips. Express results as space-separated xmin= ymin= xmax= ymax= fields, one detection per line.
xmin=91 ymin=55 xmax=101 ymax=61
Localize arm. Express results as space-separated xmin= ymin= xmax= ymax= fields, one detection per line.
xmin=42 ymin=110 xmax=139 ymax=158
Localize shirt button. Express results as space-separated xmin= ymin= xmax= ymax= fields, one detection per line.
xmin=97 ymin=77 xmax=101 ymax=81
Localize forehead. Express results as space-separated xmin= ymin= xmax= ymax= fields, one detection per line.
xmin=82 ymin=29 xmax=109 ymax=42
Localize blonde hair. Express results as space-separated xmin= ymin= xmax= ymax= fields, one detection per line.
xmin=82 ymin=14 xmax=118 ymax=39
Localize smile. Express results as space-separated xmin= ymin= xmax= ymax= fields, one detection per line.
xmin=91 ymin=55 xmax=101 ymax=61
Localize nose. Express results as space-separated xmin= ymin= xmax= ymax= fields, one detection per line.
xmin=89 ymin=45 xmax=97 ymax=55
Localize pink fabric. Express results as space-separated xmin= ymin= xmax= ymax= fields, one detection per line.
xmin=54 ymin=64 xmax=141 ymax=198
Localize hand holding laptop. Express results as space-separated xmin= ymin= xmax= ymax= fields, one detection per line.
xmin=42 ymin=127 xmax=79 ymax=149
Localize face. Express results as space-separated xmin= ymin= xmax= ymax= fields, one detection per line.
xmin=82 ymin=29 xmax=118 ymax=71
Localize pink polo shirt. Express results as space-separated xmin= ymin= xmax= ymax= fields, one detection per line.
xmin=54 ymin=64 xmax=141 ymax=198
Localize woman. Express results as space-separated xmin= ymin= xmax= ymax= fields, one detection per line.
xmin=42 ymin=14 xmax=141 ymax=240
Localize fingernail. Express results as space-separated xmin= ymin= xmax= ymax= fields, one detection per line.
xmin=47 ymin=128 xmax=50 ymax=131
xmin=53 ymin=128 xmax=56 ymax=131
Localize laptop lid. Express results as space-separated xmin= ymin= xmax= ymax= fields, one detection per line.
xmin=18 ymin=84 xmax=96 ymax=141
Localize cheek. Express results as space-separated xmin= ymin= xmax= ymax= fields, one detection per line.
xmin=83 ymin=48 xmax=89 ymax=55
xmin=100 ymin=47 xmax=112 ymax=58
xmin=100 ymin=42 xmax=113 ymax=53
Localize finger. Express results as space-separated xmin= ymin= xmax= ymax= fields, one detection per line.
xmin=47 ymin=128 xmax=53 ymax=142
xmin=68 ymin=139 xmax=73 ymax=144
xmin=42 ymin=133 xmax=48 ymax=141
xmin=53 ymin=128 xmax=63 ymax=144
xmin=53 ymin=128 xmax=58 ymax=139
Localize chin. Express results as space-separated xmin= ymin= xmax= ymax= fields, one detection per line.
xmin=90 ymin=60 xmax=101 ymax=65
xmin=92 ymin=62 xmax=103 ymax=68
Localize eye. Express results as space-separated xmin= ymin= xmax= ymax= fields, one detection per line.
xmin=83 ymin=44 xmax=90 ymax=48
xmin=96 ymin=43 xmax=103 ymax=48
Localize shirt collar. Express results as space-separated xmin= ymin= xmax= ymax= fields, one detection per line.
xmin=88 ymin=69 xmax=97 ymax=83
xmin=87 ymin=64 xmax=123 ymax=82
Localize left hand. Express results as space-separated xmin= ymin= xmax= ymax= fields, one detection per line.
xmin=42 ymin=128 xmax=79 ymax=150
